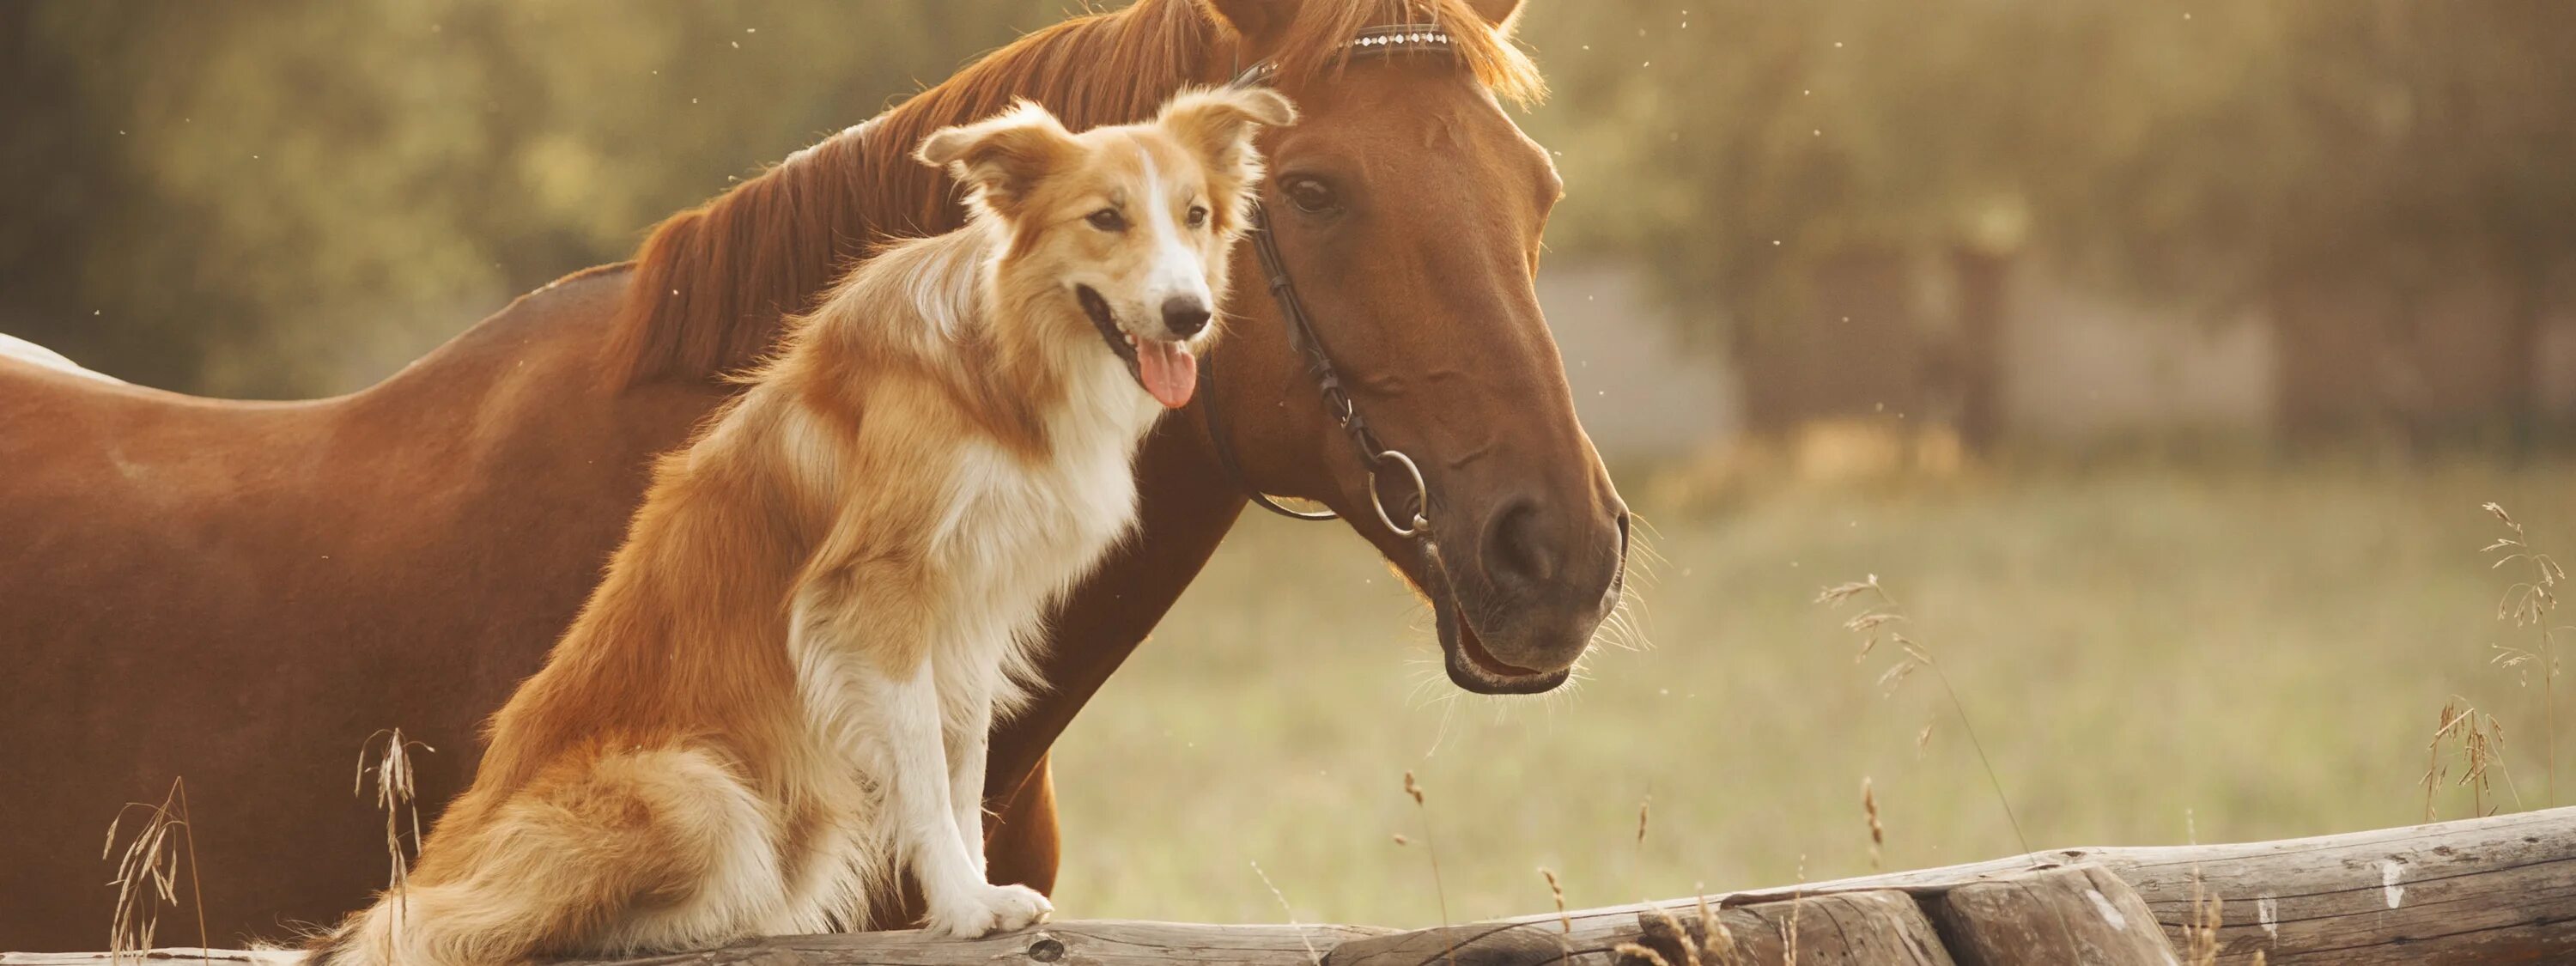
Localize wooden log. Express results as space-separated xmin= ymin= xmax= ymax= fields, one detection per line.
xmin=1544 ymin=807 xmax=2576 ymax=965
xmin=1923 ymin=865 xmax=2175 ymax=966
xmin=16 ymin=810 xmax=2576 ymax=966
xmin=0 ymin=923 xmax=1393 ymax=966
xmin=1322 ymin=921 xmax=1573 ymax=965
xmin=1619 ymin=890 xmax=1955 ymax=966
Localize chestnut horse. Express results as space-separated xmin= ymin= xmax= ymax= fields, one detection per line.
xmin=0 ymin=0 xmax=1625 ymax=949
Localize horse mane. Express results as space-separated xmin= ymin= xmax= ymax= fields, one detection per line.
xmin=605 ymin=0 xmax=1542 ymax=386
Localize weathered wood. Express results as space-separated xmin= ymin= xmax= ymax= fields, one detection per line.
xmin=1619 ymin=890 xmax=1955 ymax=966
xmin=0 ymin=924 xmax=1391 ymax=966
xmin=1324 ymin=921 xmax=1576 ymax=965
xmin=1925 ymin=865 xmax=2175 ymax=966
xmin=0 ymin=952 xmax=297 ymax=966
xmin=1555 ymin=807 xmax=2576 ymax=965
xmin=17 ymin=809 xmax=2576 ymax=966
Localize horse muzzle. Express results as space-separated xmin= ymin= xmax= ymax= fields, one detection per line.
xmin=1428 ymin=506 xmax=1629 ymax=696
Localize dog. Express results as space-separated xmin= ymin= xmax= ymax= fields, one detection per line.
xmin=305 ymin=85 xmax=1295 ymax=964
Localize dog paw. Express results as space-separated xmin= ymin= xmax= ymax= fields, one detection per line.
xmin=924 ymin=883 xmax=1054 ymax=939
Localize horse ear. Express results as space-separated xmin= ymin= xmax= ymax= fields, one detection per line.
xmin=1196 ymin=0 xmax=1291 ymax=46
xmin=916 ymin=100 xmax=1078 ymax=216
xmin=1157 ymin=87 xmax=1297 ymax=182
xmin=1464 ymin=0 xmax=1528 ymax=33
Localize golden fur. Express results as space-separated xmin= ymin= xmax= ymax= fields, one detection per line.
xmin=306 ymin=86 xmax=1294 ymax=965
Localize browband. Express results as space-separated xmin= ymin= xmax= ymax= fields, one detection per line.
xmin=1230 ymin=24 xmax=1458 ymax=88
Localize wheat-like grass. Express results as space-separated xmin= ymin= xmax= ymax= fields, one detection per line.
xmin=355 ymin=728 xmax=433 ymax=945
xmin=1693 ymin=891 xmax=1741 ymax=966
xmin=2421 ymin=697 xmax=2520 ymax=820
xmin=1400 ymin=770 xmax=1454 ymax=964
xmin=1540 ymin=867 xmax=1570 ymax=934
xmin=1249 ymin=860 xmax=1320 ymax=966
xmin=2183 ymin=886 xmax=2224 ymax=966
xmin=1861 ymin=777 xmax=1885 ymax=871
xmin=1636 ymin=793 xmax=1652 ymax=848
xmin=103 ymin=777 xmax=210 ymax=966
xmin=1820 ymin=574 xmax=2033 ymax=861
xmin=1614 ymin=941 xmax=1674 ymax=966
xmin=1645 ymin=903 xmax=1702 ymax=966
xmin=2483 ymin=501 xmax=2563 ymax=805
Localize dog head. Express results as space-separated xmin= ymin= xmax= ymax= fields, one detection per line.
xmin=918 ymin=88 xmax=1297 ymax=409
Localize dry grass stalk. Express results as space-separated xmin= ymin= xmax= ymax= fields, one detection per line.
xmin=2183 ymin=882 xmax=2224 ymax=965
xmin=355 ymin=728 xmax=433 ymax=939
xmin=1694 ymin=892 xmax=1741 ymax=966
xmin=1777 ymin=902 xmax=1800 ymax=966
xmin=1646 ymin=903 xmax=1702 ymax=966
xmin=2484 ymin=501 xmax=2564 ymax=805
xmin=1614 ymin=941 xmax=1674 ymax=966
xmin=1780 ymin=856 xmax=1805 ymax=966
xmin=1540 ymin=867 xmax=1571 ymax=934
xmin=2421 ymin=697 xmax=2519 ymax=820
xmin=102 ymin=777 xmax=210 ymax=966
xmin=1400 ymin=770 xmax=1454 ymax=963
xmin=1820 ymin=574 xmax=2033 ymax=861
xmin=1249 ymin=860 xmax=1320 ymax=966
xmin=1637 ymin=793 xmax=1652 ymax=847
xmin=1861 ymin=777 xmax=1885 ymax=871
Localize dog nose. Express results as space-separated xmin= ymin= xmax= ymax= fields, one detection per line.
xmin=1160 ymin=297 xmax=1211 ymax=338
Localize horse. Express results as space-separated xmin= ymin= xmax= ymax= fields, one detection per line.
xmin=0 ymin=0 xmax=1627 ymax=949
xmin=0 ymin=332 xmax=121 ymax=385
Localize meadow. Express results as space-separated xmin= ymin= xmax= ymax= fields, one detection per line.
xmin=1047 ymin=456 xmax=2576 ymax=928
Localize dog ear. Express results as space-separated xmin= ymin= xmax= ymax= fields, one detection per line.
xmin=1156 ymin=87 xmax=1297 ymax=183
xmin=916 ymin=100 xmax=1078 ymax=216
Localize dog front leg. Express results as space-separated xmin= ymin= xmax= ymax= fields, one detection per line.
xmin=945 ymin=671 xmax=998 ymax=876
xmin=858 ymin=658 xmax=1050 ymax=939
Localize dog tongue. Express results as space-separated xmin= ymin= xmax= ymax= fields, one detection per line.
xmin=1135 ymin=338 xmax=1198 ymax=409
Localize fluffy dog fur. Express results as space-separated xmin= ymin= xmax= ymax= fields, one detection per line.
xmin=305 ymin=86 xmax=1294 ymax=965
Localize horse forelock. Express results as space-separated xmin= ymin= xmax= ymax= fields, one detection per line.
xmin=605 ymin=0 xmax=1541 ymax=388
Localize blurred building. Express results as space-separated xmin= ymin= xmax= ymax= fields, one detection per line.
xmin=1540 ymin=257 xmax=2576 ymax=460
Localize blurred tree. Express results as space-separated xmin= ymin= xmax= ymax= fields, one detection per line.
xmin=6 ymin=0 xmax=2573 ymax=438
xmin=1515 ymin=0 xmax=2576 ymax=448
xmin=1 ymin=0 xmax=1068 ymax=396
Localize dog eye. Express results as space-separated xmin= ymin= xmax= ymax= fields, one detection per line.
xmin=1281 ymin=176 xmax=1338 ymax=214
xmin=1186 ymin=205 xmax=1209 ymax=228
xmin=1086 ymin=208 xmax=1127 ymax=232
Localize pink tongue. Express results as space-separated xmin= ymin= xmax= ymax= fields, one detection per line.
xmin=1134 ymin=339 xmax=1198 ymax=409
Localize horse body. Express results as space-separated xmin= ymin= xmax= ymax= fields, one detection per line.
xmin=0 ymin=270 xmax=724 ymax=941
xmin=1 ymin=0 xmax=1625 ymax=949
xmin=0 ymin=333 xmax=121 ymax=384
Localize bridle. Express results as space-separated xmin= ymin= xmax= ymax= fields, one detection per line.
xmin=1199 ymin=23 xmax=1460 ymax=540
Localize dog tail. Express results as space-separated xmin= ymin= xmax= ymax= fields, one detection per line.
xmin=301 ymin=896 xmax=415 ymax=966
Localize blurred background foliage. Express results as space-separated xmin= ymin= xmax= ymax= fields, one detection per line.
xmin=8 ymin=1 xmax=2572 ymax=416
xmin=1 ymin=1 xmax=1073 ymax=394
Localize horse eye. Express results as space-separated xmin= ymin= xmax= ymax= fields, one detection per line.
xmin=1186 ymin=205 xmax=1209 ymax=228
xmin=1282 ymin=177 xmax=1338 ymax=214
xmin=1087 ymin=208 xmax=1127 ymax=232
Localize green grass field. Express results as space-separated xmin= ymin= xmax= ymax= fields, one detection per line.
xmin=1046 ymin=458 xmax=2576 ymax=928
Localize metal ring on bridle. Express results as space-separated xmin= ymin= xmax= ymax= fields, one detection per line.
xmin=1367 ymin=449 xmax=1430 ymax=538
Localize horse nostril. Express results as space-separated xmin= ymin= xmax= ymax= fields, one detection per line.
xmin=1160 ymin=297 xmax=1211 ymax=338
xmin=1480 ymin=497 xmax=1557 ymax=589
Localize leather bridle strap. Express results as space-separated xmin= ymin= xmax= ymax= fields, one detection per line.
xmin=1199 ymin=23 xmax=1456 ymax=538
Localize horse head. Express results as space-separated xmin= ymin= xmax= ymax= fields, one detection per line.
xmin=1194 ymin=0 xmax=1630 ymax=694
